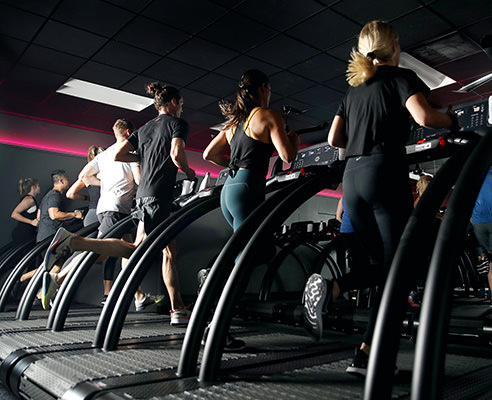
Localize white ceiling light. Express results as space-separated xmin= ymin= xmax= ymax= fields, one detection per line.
xmin=399 ymin=52 xmax=456 ymax=90
xmin=56 ymin=78 xmax=154 ymax=111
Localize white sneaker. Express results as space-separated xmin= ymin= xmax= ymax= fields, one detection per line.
xmin=134 ymin=294 xmax=165 ymax=312
xmin=170 ymin=308 xmax=191 ymax=326
xmin=44 ymin=228 xmax=74 ymax=271
xmin=41 ymin=272 xmax=59 ymax=310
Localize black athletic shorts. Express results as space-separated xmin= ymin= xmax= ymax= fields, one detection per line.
xmin=135 ymin=196 xmax=171 ymax=235
xmin=97 ymin=211 xmax=130 ymax=237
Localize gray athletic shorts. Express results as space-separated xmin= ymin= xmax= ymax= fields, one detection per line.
xmin=135 ymin=196 xmax=171 ymax=235
xmin=97 ymin=211 xmax=130 ymax=237
xmin=474 ymin=222 xmax=492 ymax=251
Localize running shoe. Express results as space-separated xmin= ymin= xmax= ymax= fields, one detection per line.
xmin=41 ymin=272 xmax=59 ymax=310
xmin=302 ymin=273 xmax=331 ymax=341
xmin=134 ymin=293 xmax=165 ymax=312
xmin=44 ymin=228 xmax=74 ymax=271
xmin=170 ymin=308 xmax=191 ymax=326
xmin=408 ymin=291 xmax=421 ymax=308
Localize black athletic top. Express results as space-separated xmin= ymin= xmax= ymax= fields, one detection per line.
xmin=37 ymin=189 xmax=65 ymax=242
xmin=11 ymin=195 xmax=38 ymax=243
xmin=228 ymin=109 xmax=274 ymax=177
xmin=128 ymin=114 xmax=189 ymax=201
xmin=337 ymin=65 xmax=429 ymax=159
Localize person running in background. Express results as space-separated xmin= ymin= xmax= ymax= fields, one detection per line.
xmin=36 ymin=170 xmax=83 ymax=244
xmin=11 ymin=178 xmax=41 ymax=245
xmin=66 ymin=145 xmax=106 ymax=226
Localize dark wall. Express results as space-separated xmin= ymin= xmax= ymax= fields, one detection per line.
xmin=0 ymin=143 xmax=89 ymax=247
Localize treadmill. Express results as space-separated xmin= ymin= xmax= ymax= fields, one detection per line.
xmin=3 ymin=142 xmax=346 ymax=400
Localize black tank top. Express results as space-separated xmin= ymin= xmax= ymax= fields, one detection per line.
xmin=228 ymin=109 xmax=274 ymax=177
xmin=20 ymin=195 xmax=38 ymax=220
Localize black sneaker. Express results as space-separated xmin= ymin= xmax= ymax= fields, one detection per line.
xmin=346 ymin=347 xmax=368 ymax=377
xmin=225 ymin=334 xmax=246 ymax=352
xmin=201 ymin=324 xmax=246 ymax=351
xmin=346 ymin=348 xmax=399 ymax=377
xmin=101 ymin=294 xmax=108 ymax=306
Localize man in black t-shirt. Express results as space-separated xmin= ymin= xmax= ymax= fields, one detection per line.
xmin=43 ymin=86 xmax=195 ymax=326
xmin=37 ymin=170 xmax=83 ymax=243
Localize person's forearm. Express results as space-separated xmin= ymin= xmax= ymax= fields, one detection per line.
xmin=114 ymin=152 xmax=139 ymax=163
xmin=51 ymin=210 xmax=82 ymax=221
xmin=82 ymin=175 xmax=101 ymax=187
xmin=11 ymin=212 xmax=34 ymax=225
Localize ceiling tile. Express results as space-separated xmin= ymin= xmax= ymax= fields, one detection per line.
xmin=291 ymin=84 xmax=343 ymax=107
xmin=168 ymin=38 xmax=240 ymax=70
xmin=18 ymin=45 xmax=85 ymax=76
xmin=428 ymin=0 xmax=492 ymax=29
xmin=120 ymin=75 xmax=161 ymax=97
xmin=236 ymin=0 xmax=325 ymax=31
xmin=0 ymin=0 xmax=59 ymax=17
xmin=51 ymin=0 xmax=134 ymax=37
xmin=462 ymin=16 xmax=492 ymax=45
xmin=180 ymin=88 xmax=218 ymax=110
xmin=33 ymin=20 xmax=108 ymax=58
xmin=143 ymin=0 xmax=227 ymax=34
xmin=324 ymin=75 xmax=350 ymax=93
xmin=115 ymin=16 xmax=190 ymax=55
xmin=104 ymin=0 xmax=152 ymax=13
xmin=143 ymin=58 xmax=208 ymax=87
xmin=269 ymin=71 xmax=315 ymax=96
xmin=286 ymin=9 xmax=360 ymax=50
xmin=0 ymin=65 xmax=66 ymax=103
xmin=0 ymin=36 xmax=28 ymax=64
xmin=200 ymin=12 xmax=277 ymax=52
xmin=391 ymin=8 xmax=455 ymax=48
xmin=73 ymin=61 xmax=136 ymax=88
xmin=214 ymin=55 xmax=281 ymax=80
xmin=331 ymin=0 xmax=421 ymax=25
xmin=290 ymin=54 xmax=347 ymax=83
xmin=246 ymin=34 xmax=318 ymax=68
xmin=189 ymin=73 xmax=237 ymax=98
xmin=92 ymin=41 xmax=162 ymax=74
xmin=325 ymin=40 xmax=355 ymax=63
xmin=434 ymin=52 xmax=492 ymax=82
xmin=0 ymin=5 xmax=46 ymax=42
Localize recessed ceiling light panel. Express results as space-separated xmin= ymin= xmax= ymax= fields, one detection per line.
xmin=56 ymin=78 xmax=154 ymax=111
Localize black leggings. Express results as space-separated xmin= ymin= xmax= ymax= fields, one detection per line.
xmin=342 ymin=154 xmax=413 ymax=345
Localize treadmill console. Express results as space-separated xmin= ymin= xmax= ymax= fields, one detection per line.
xmin=291 ymin=142 xmax=339 ymax=171
xmin=405 ymin=96 xmax=491 ymax=154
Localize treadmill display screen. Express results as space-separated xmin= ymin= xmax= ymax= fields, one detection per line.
xmin=291 ymin=143 xmax=338 ymax=171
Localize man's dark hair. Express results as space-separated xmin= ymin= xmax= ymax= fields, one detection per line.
xmin=51 ymin=169 xmax=66 ymax=185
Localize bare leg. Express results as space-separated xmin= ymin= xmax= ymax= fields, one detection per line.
xmin=361 ymin=342 xmax=370 ymax=356
xmin=20 ymin=269 xmax=36 ymax=282
xmin=162 ymin=240 xmax=185 ymax=310
xmin=71 ymin=236 xmax=135 ymax=259
xmin=103 ymin=280 xmax=112 ymax=296
xmin=54 ymin=253 xmax=86 ymax=285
